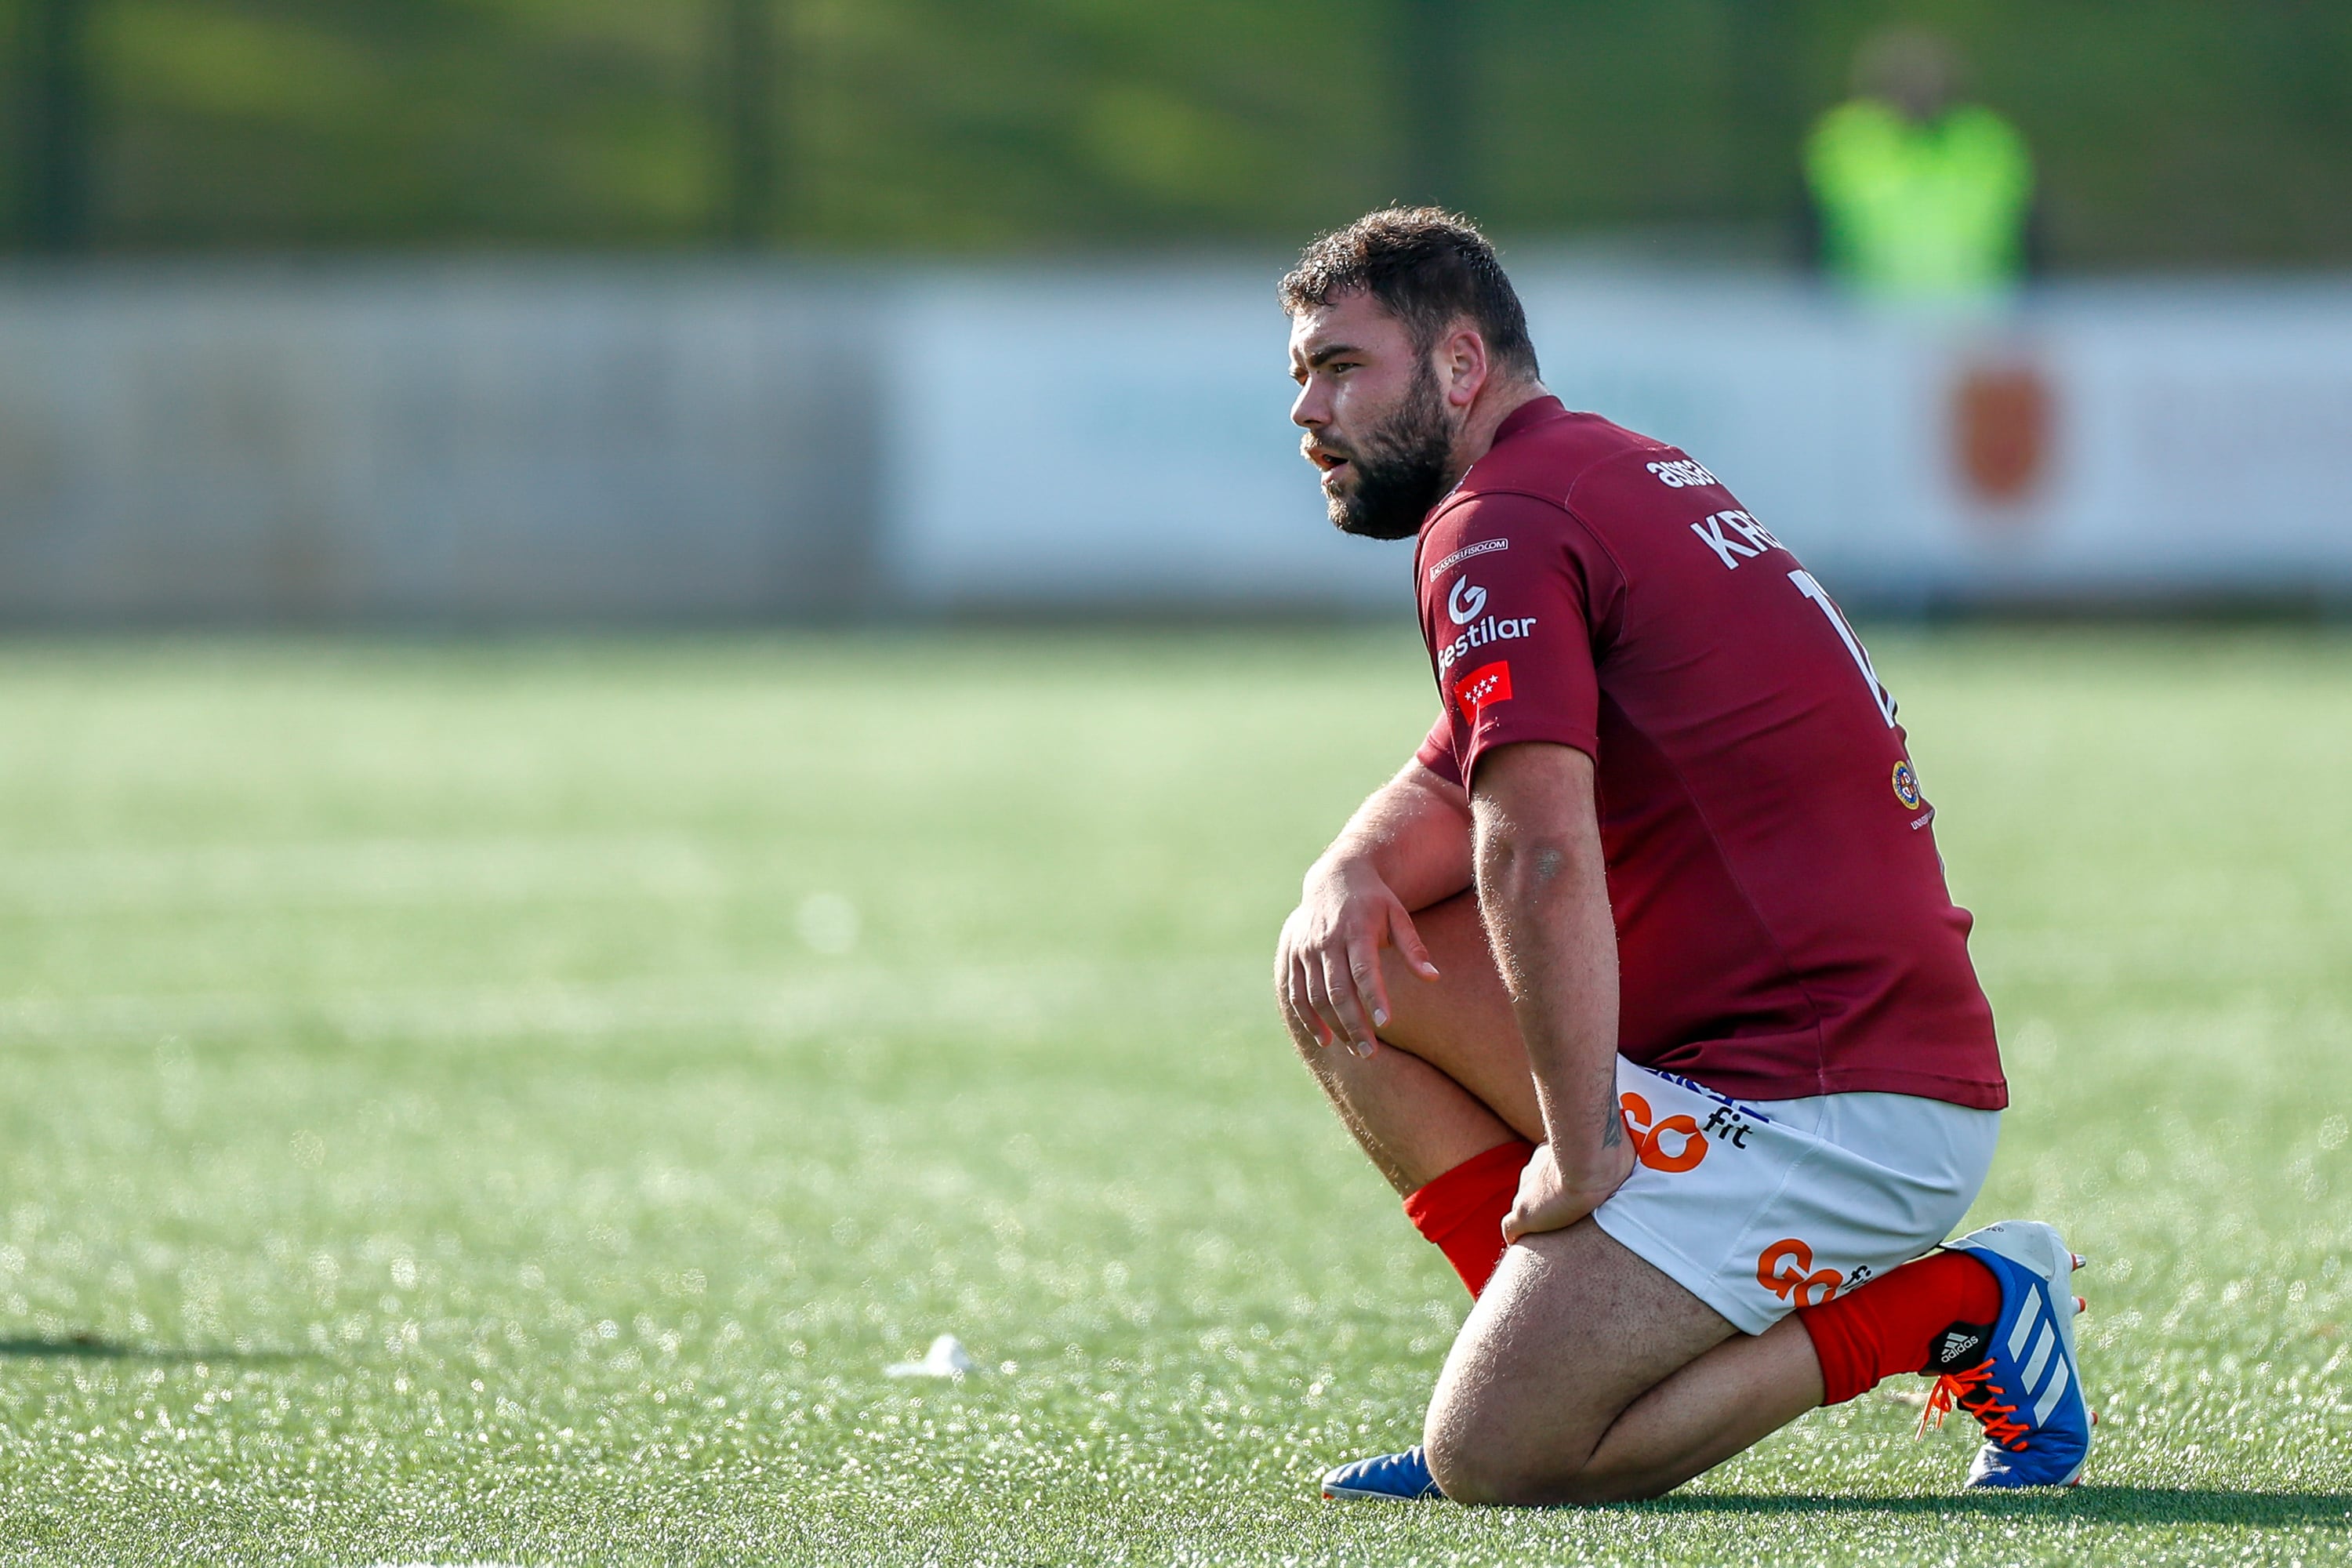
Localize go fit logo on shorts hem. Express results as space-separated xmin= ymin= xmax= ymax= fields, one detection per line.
xmin=1756 ymin=1236 xmax=1846 ymax=1307
xmin=1618 ymin=1091 xmax=1707 ymax=1174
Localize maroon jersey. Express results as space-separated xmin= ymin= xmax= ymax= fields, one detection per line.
xmin=1413 ymin=396 xmax=2003 ymax=1109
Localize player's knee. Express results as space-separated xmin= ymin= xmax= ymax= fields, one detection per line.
xmin=1425 ymin=1431 xmax=1551 ymax=1507
xmin=1429 ymin=1432 xmax=1660 ymax=1508
xmin=1428 ymin=1390 xmax=1668 ymax=1508
xmin=1425 ymin=1414 xmax=1583 ymax=1508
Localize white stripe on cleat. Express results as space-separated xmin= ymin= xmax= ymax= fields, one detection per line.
xmin=2070 ymin=1252 xmax=2086 ymax=1270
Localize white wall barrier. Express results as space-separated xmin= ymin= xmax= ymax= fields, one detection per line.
xmin=0 ymin=264 xmax=880 ymax=622
xmin=892 ymin=267 xmax=2352 ymax=612
xmin=2 ymin=261 xmax=2350 ymax=622
xmin=884 ymin=265 xmax=1401 ymax=612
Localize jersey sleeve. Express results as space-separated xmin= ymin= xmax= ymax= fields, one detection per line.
xmin=1419 ymin=490 xmax=1613 ymax=786
xmin=1413 ymin=714 xmax=1463 ymax=786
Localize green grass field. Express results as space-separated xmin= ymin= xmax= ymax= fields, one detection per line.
xmin=0 ymin=628 xmax=2347 ymax=1565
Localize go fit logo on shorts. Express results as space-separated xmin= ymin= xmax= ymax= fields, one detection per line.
xmin=1756 ymin=1236 xmax=1845 ymax=1307
xmin=1618 ymin=1091 xmax=1707 ymax=1173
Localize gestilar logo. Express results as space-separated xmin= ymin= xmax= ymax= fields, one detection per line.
xmin=1447 ymin=578 xmax=1487 ymax=624
xmin=1436 ymin=576 xmax=1537 ymax=672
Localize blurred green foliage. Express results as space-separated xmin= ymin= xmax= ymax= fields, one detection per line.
xmin=5 ymin=0 xmax=2352 ymax=263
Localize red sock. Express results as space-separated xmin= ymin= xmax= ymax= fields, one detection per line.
xmin=1797 ymin=1249 xmax=2002 ymax=1404
xmin=1402 ymin=1140 xmax=1533 ymax=1298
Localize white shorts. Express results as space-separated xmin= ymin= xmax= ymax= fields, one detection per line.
xmin=1590 ymin=1058 xmax=2000 ymax=1336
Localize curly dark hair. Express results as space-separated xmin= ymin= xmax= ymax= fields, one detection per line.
xmin=1278 ymin=207 xmax=1539 ymax=380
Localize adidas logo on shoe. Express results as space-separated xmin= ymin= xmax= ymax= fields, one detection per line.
xmin=1926 ymin=1321 xmax=1991 ymax=1373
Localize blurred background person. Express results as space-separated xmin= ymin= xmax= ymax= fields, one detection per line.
xmin=1804 ymin=27 xmax=2037 ymax=303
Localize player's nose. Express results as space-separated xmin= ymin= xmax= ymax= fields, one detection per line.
xmin=1290 ymin=380 xmax=1328 ymax=429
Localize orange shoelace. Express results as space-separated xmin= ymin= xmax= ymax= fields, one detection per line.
xmin=1918 ymin=1359 xmax=2029 ymax=1451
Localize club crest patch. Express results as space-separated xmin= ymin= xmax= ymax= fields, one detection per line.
xmin=1452 ymin=661 xmax=1513 ymax=721
xmin=1892 ymin=760 xmax=1922 ymax=810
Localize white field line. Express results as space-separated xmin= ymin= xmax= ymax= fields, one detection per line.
xmin=0 ymin=958 xmax=1243 ymax=1048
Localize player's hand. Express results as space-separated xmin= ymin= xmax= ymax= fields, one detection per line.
xmin=1501 ymin=1136 xmax=1635 ymax=1243
xmin=1275 ymin=860 xmax=1440 ymax=1058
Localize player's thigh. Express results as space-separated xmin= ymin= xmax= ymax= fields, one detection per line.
xmin=1423 ymin=1217 xmax=1737 ymax=1506
xmin=1374 ymin=891 xmax=1541 ymax=1140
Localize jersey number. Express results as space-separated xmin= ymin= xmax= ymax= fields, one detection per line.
xmin=1788 ymin=569 xmax=1896 ymax=728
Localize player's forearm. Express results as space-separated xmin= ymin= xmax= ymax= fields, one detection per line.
xmin=1475 ymin=818 xmax=1622 ymax=1171
xmin=1465 ymin=742 xmax=1622 ymax=1174
xmin=1306 ymin=761 xmax=1474 ymax=910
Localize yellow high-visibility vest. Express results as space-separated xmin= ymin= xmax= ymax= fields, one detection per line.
xmin=1805 ymin=99 xmax=2033 ymax=298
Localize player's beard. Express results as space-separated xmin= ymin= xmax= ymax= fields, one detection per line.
xmin=1326 ymin=364 xmax=1457 ymax=541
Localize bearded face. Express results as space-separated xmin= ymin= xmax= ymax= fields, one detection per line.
xmin=1305 ymin=359 xmax=1459 ymax=541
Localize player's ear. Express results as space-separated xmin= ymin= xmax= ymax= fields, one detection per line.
xmin=1440 ymin=323 xmax=1489 ymax=409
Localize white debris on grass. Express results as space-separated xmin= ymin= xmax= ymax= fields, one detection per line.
xmin=886 ymin=1334 xmax=979 ymax=1380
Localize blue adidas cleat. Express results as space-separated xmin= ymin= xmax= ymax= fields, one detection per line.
xmin=1320 ymin=1444 xmax=1444 ymax=1501
xmin=1928 ymin=1220 xmax=2095 ymax=1488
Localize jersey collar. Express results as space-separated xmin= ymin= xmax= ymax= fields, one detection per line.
xmin=1491 ymin=392 xmax=1567 ymax=446
xmin=1414 ymin=393 xmax=1569 ymax=542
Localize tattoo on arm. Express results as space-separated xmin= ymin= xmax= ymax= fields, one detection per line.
xmin=1601 ymin=1097 xmax=1623 ymax=1146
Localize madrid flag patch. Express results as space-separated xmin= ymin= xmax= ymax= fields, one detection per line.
xmin=1452 ymin=660 xmax=1514 ymax=721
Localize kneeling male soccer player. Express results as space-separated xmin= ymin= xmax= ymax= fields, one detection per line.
xmin=1272 ymin=209 xmax=2093 ymax=1505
